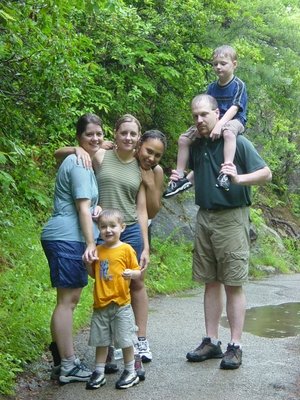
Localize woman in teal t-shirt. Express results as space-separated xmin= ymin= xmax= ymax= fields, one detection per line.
xmin=41 ymin=113 xmax=103 ymax=384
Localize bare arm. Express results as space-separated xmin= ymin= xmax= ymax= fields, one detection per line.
xmin=210 ymin=105 xmax=239 ymax=140
xmin=136 ymin=183 xmax=150 ymax=271
xmin=217 ymin=105 xmax=239 ymax=126
xmin=53 ymin=146 xmax=77 ymax=161
xmin=122 ymin=269 xmax=141 ymax=280
xmin=54 ymin=146 xmax=107 ymax=171
xmin=76 ymin=198 xmax=98 ymax=263
xmin=54 ymin=146 xmax=92 ymax=169
xmin=221 ymin=163 xmax=272 ymax=186
xmin=140 ymin=165 xmax=164 ymax=219
xmin=85 ymin=261 xmax=96 ymax=279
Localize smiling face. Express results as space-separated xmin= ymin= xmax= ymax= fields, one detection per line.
xmin=114 ymin=121 xmax=140 ymax=152
xmin=138 ymin=138 xmax=165 ymax=169
xmin=77 ymin=122 xmax=103 ymax=157
xmin=98 ymin=215 xmax=125 ymax=247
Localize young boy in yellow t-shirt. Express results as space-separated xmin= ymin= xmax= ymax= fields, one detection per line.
xmin=83 ymin=208 xmax=142 ymax=390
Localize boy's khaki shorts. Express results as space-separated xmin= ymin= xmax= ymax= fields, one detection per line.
xmin=192 ymin=207 xmax=250 ymax=286
xmin=181 ymin=120 xmax=244 ymax=143
xmin=221 ymin=119 xmax=244 ymax=136
xmin=88 ymin=303 xmax=138 ymax=349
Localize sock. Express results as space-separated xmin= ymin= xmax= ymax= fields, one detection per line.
xmin=138 ymin=336 xmax=146 ymax=341
xmin=210 ymin=337 xmax=220 ymax=346
xmin=95 ymin=363 xmax=105 ymax=375
xmin=124 ymin=360 xmax=135 ymax=374
xmin=49 ymin=342 xmax=61 ymax=366
xmin=61 ymin=355 xmax=76 ymax=371
xmin=177 ymin=170 xmax=185 ymax=179
xmin=229 ymin=342 xmax=242 ymax=349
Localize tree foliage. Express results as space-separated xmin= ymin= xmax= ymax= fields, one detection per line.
xmin=1 ymin=0 xmax=299 ymax=205
xmin=1 ymin=0 xmax=300 ymax=394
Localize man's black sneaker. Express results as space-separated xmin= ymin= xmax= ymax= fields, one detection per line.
xmin=115 ymin=370 xmax=139 ymax=389
xmin=186 ymin=337 xmax=223 ymax=362
xmin=104 ymin=345 xmax=119 ymax=374
xmin=134 ymin=353 xmax=145 ymax=381
xmin=163 ymin=178 xmax=193 ymax=198
xmin=216 ymin=173 xmax=230 ymax=191
xmin=220 ymin=343 xmax=242 ymax=370
xmin=86 ymin=371 xmax=106 ymax=390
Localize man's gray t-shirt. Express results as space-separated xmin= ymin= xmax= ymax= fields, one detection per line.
xmin=41 ymin=155 xmax=99 ymax=242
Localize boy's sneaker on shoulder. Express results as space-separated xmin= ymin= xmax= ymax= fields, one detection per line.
xmin=163 ymin=178 xmax=192 ymax=198
xmin=216 ymin=173 xmax=231 ymax=191
xmin=135 ymin=337 xmax=152 ymax=363
xmin=220 ymin=343 xmax=242 ymax=370
xmin=86 ymin=371 xmax=106 ymax=390
xmin=59 ymin=358 xmax=92 ymax=384
xmin=115 ymin=370 xmax=139 ymax=390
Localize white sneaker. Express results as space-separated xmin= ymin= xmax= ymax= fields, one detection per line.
xmin=135 ymin=338 xmax=152 ymax=363
xmin=86 ymin=371 xmax=106 ymax=390
xmin=59 ymin=358 xmax=92 ymax=384
xmin=115 ymin=370 xmax=139 ymax=389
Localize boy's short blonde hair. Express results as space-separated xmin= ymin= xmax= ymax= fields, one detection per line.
xmin=212 ymin=45 xmax=237 ymax=62
xmin=98 ymin=208 xmax=125 ymax=226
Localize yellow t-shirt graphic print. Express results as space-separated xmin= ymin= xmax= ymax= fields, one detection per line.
xmin=92 ymin=243 xmax=140 ymax=308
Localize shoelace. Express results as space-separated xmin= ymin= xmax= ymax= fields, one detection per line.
xmin=220 ymin=175 xmax=229 ymax=183
xmin=225 ymin=347 xmax=237 ymax=359
xmin=195 ymin=339 xmax=210 ymax=351
xmin=169 ymin=180 xmax=177 ymax=190
xmin=137 ymin=341 xmax=148 ymax=351
xmin=76 ymin=361 xmax=90 ymax=371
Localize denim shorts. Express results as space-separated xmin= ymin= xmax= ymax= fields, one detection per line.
xmin=41 ymin=240 xmax=88 ymax=289
xmin=97 ymin=222 xmax=143 ymax=262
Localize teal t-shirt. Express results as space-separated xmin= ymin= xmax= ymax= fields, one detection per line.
xmin=41 ymin=154 xmax=99 ymax=242
xmin=189 ymin=135 xmax=267 ymax=209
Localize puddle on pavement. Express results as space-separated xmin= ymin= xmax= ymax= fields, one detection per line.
xmin=220 ymin=302 xmax=300 ymax=338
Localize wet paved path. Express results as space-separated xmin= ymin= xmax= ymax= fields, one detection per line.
xmin=45 ymin=274 xmax=300 ymax=399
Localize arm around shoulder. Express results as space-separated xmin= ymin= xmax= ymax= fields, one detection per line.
xmin=53 ymin=146 xmax=77 ymax=161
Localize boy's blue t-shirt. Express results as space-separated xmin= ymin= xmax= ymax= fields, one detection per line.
xmin=206 ymin=76 xmax=247 ymax=127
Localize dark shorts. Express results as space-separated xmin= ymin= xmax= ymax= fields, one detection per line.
xmin=41 ymin=240 xmax=88 ymax=289
xmin=97 ymin=222 xmax=143 ymax=262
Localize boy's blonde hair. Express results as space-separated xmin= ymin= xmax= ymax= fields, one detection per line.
xmin=212 ymin=45 xmax=237 ymax=62
xmin=98 ymin=208 xmax=125 ymax=226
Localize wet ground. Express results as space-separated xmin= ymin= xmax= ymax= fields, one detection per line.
xmin=7 ymin=274 xmax=300 ymax=400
